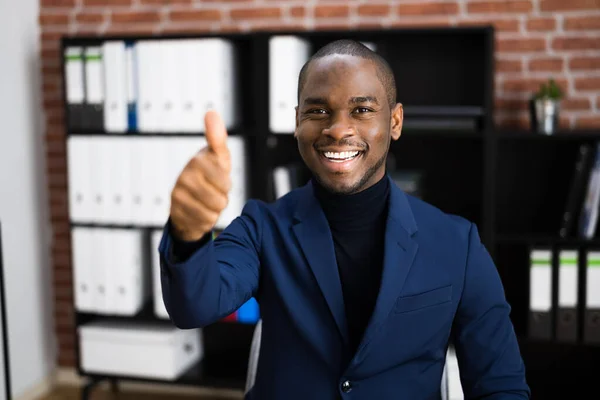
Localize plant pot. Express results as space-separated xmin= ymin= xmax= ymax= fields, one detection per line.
xmin=530 ymin=98 xmax=561 ymax=135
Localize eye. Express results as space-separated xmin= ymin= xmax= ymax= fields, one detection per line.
xmin=353 ymin=107 xmax=372 ymax=114
xmin=307 ymin=108 xmax=327 ymax=114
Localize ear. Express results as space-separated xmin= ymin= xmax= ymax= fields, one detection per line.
xmin=390 ymin=103 xmax=403 ymax=141
xmin=294 ymin=106 xmax=299 ymax=137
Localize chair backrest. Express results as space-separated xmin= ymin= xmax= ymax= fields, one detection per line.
xmin=244 ymin=319 xmax=263 ymax=394
xmin=244 ymin=319 xmax=463 ymax=399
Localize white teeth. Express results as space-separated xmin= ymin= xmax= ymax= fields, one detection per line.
xmin=323 ymin=151 xmax=359 ymax=160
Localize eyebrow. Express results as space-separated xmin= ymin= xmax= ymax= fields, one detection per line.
xmin=302 ymin=96 xmax=380 ymax=106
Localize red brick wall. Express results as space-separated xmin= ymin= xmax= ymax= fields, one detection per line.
xmin=39 ymin=0 xmax=600 ymax=368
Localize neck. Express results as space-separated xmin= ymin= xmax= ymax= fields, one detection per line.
xmin=313 ymin=174 xmax=391 ymax=229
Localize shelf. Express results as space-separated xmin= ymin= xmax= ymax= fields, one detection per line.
xmin=79 ymin=356 xmax=247 ymax=390
xmin=494 ymin=129 xmax=600 ymax=140
xmin=495 ymin=234 xmax=600 ymax=246
xmin=66 ymin=128 xmax=249 ymax=137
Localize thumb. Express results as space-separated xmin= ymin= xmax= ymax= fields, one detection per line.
xmin=204 ymin=109 xmax=230 ymax=169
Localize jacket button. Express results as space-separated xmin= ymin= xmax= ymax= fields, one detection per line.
xmin=341 ymin=380 xmax=352 ymax=393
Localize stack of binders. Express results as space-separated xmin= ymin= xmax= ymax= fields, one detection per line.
xmin=64 ymin=38 xmax=238 ymax=133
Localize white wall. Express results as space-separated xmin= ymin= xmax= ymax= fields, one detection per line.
xmin=0 ymin=0 xmax=57 ymax=397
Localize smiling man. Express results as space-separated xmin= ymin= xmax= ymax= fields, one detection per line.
xmin=159 ymin=39 xmax=531 ymax=400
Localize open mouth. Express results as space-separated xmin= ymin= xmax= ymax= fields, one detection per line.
xmin=322 ymin=151 xmax=362 ymax=162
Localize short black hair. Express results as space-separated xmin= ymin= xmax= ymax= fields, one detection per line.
xmin=297 ymin=39 xmax=397 ymax=109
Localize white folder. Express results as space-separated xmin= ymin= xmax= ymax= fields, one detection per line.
xmin=559 ymin=249 xmax=579 ymax=310
xmin=89 ymin=138 xmax=113 ymax=224
xmin=111 ymin=229 xmax=148 ymax=315
xmin=71 ymin=227 xmax=95 ymax=312
xmin=109 ymin=137 xmax=133 ymax=225
xmin=149 ymin=137 xmax=171 ymax=226
xmin=136 ymin=40 xmax=162 ymax=133
xmin=92 ymin=228 xmax=112 ymax=314
xmin=159 ymin=40 xmax=182 ymax=132
xmin=102 ymin=41 xmax=128 ymax=133
xmin=200 ymin=39 xmax=237 ymax=131
xmin=269 ymin=36 xmax=310 ymax=134
xmin=179 ymin=39 xmax=204 ymax=133
xmin=67 ymin=136 xmax=93 ymax=223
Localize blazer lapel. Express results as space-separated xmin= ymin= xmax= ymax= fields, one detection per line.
xmin=351 ymin=176 xmax=419 ymax=367
xmin=292 ymin=182 xmax=349 ymax=346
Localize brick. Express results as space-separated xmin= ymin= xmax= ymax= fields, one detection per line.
xmin=314 ymin=21 xmax=352 ymax=30
xmin=390 ymin=17 xmax=451 ymax=28
xmin=141 ymin=0 xmax=191 ymax=4
xmin=315 ymin=5 xmax=350 ymax=18
xmin=458 ymin=18 xmax=520 ymax=32
xmin=570 ymin=56 xmax=600 ymax=71
xmin=39 ymin=13 xmax=70 ymax=26
xmin=53 ymin=269 xmax=72 ymax=285
xmin=58 ymin=351 xmax=75 ymax=367
xmin=575 ymin=77 xmax=600 ymax=91
xmin=526 ymin=17 xmax=556 ymax=31
xmin=503 ymin=77 xmax=568 ymax=93
xmin=41 ymin=31 xmax=66 ymax=43
xmin=552 ymin=36 xmax=600 ymax=51
xmin=169 ymin=9 xmax=221 ymax=22
xmin=83 ymin=0 xmax=132 ymax=5
xmin=576 ymin=116 xmax=600 ymax=129
xmin=160 ymin=25 xmax=213 ymax=35
xmin=467 ymin=0 xmax=533 ymax=13
xmin=495 ymin=98 xmax=529 ymax=112
xmin=104 ymin=23 xmax=156 ymax=35
xmin=290 ymin=6 xmax=305 ymax=18
xmin=41 ymin=0 xmax=76 ymax=7
xmin=358 ymin=4 xmax=391 ymax=17
xmin=54 ymin=286 xmax=73 ymax=302
xmin=397 ymin=2 xmax=459 ymax=15
xmin=112 ymin=10 xmax=161 ymax=24
xmin=564 ymin=16 xmax=600 ymax=31
xmin=528 ymin=57 xmax=563 ymax=72
xmin=250 ymin=22 xmax=308 ymax=32
xmin=357 ymin=21 xmax=387 ymax=29
xmin=562 ymin=98 xmax=591 ymax=111
xmin=75 ymin=11 xmax=105 ymax=24
xmin=230 ymin=7 xmax=281 ymax=20
xmin=496 ymin=59 xmax=523 ymax=73
xmin=497 ymin=38 xmax=546 ymax=52
xmin=541 ymin=0 xmax=600 ymax=11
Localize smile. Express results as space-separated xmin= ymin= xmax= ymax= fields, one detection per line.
xmin=322 ymin=151 xmax=361 ymax=162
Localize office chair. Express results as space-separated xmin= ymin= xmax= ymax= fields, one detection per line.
xmin=244 ymin=319 xmax=462 ymax=399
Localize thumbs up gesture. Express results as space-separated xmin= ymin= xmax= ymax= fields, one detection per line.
xmin=170 ymin=110 xmax=232 ymax=241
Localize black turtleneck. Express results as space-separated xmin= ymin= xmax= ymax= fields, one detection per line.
xmin=313 ymin=174 xmax=391 ymax=359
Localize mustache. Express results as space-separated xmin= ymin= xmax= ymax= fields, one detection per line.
xmin=314 ymin=138 xmax=367 ymax=151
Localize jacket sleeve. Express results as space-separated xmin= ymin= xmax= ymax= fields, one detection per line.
xmin=451 ymin=223 xmax=531 ymax=399
xmin=157 ymin=199 xmax=262 ymax=329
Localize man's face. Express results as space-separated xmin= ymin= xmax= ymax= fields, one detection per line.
xmin=295 ymin=54 xmax=403 ymax=195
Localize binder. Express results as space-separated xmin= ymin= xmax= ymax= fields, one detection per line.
xmin=584 ymin=251 xmax=600 ymax=344
xmin=528 ymin=248 xmax=553 ymax=340
xmin=110 ymin=229 xmax=148 ymax=316
xmin=556 ymin=249 xmax=579 ymax=342
xmin=125 ymin=41 xmax=138 ymax=131
xmin=102 ymin=41 xmax=129 ymax=133
xmin=64 ymin=46 xmax=85 ymax=131
xmin=71 ymin=227 xmax=95 ymax=312
xmin=559 ymin=143 xmax=594 ymax=238
xmin=67 ymin=136 xmax=93 ymax=223
xmin=83 ymin=46 xmax=105 ymax=131
xmin=269 ymin=36 xmax=311 ymax=133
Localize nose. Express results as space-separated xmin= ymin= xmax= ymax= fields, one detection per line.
xmin=322 ymin=113 xmax=355 ymax=141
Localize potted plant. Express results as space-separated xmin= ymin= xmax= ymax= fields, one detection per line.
xmin=531 ymin=78 xmax=564 ymax=135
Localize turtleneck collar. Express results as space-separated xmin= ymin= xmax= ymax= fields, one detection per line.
xmin=312 ymin=173 xmax=391 ymax=230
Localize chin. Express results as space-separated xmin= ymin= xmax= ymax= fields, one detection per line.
xmin=315 ymin=173 xmax=363 ymax=195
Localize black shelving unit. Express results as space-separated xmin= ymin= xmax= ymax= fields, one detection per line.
xmin=58 ymin=26 xmax=599 ymax=399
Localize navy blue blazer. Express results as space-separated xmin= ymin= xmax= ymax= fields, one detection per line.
xmin=158 ymin=175 xmax=530 ymax=399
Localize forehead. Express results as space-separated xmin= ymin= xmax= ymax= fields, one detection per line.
xmin=301 ymin=54 xmax=384 ymax=100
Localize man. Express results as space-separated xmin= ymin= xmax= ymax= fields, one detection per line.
xmin=159 ymin=40 xmax=530 ymax=399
